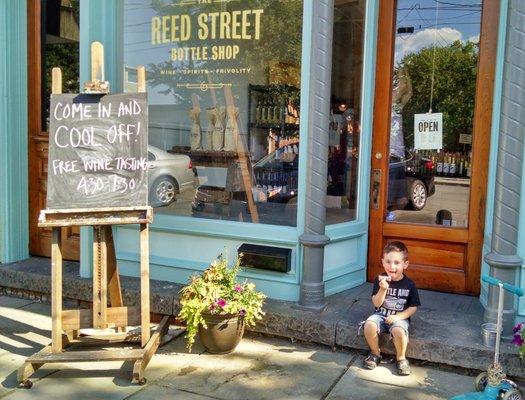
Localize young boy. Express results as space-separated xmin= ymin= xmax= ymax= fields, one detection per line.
xmin=362 ymin=241 xmax=420 ymax=375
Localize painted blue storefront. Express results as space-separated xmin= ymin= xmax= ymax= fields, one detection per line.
xmin=1 ymin=0 xmax=524 ymax=322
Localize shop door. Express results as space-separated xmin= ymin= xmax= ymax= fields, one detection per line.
xmin=28 ymin=0 xmax=80 ymax=260
xmin=368 ymin=0 xmax=498 ymax=295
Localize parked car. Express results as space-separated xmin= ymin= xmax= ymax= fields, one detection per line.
xmin=388 ymin=150 xmax=435 ymax=211
xmin=255 ymin=146 xmax=435 ymax=210
xmin=147 ymin=145 xmax=194 ymax=207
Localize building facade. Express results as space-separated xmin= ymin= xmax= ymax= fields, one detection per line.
xmin=1 ymin=0 xmax=524 ymax=323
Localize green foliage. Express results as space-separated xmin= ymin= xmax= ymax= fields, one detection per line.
xmin=178 ymin=254 xmax=266 ymax=351
xmin=398 ymin=41 xmax=478 ymax=150
xmin=45 ymin=43 xmax=80 ymax=94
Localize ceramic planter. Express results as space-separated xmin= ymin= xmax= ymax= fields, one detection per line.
xmin=198 ymin=313 xmax=245 ymax=354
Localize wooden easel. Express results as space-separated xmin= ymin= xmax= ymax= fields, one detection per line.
xmin=18 ymin=43 xmax=169 ymax=388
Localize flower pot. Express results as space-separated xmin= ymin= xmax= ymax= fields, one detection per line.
xmin=198 ymin=313 xmax=245 ymax=354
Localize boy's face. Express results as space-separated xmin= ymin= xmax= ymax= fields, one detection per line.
xmin=381 ymin=250 xmax=408 ymax=281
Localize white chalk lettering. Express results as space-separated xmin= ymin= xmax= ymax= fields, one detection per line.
xmin=114 ymin=157 xmax=148 ymax=171
xmin=98 ymin=102 xmax=112 ymax=118
xmin=54 ymin=125 xmax=101 ymax=148
xmin=52 ymin=159 xmax=79 ymax=175
xmin=83 ymin=158 xmax=113 ymax=172
xmin=117 ymin=100 xmax=142 ymax=117
xmin=53 ymin=102 xmax=93 ymax=121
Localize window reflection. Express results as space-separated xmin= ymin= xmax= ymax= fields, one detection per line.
xmin=123 ymin=0 xmax=303 ymax=226
xmin=327 ymin=0 xmax=366 ymax=223
xmin=43 ymin=0 xmax=80 ymax=130
xmin=387 ymin=0 xmax=481 ymax=227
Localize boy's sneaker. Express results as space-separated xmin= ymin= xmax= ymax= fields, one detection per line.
xmin=397 ymin=359 xmax=411 ymax=375
xmin=363 ymin=353 xmax=382 ymax=370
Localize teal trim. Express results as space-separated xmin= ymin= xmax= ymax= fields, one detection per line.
xmin=296 ymin=1 xmax=313 ymax=236
xmin=150 ymin=214 xmax=298 ymax=245
xmin=355 ymin=0 xmax=378 ymax=228
xmin=481 ymin=0 xmax=509 ymax=308
xmin=118 ymin=251 xmax=300 ymax=285
xmin=324 ymin=261 xmax=365 ymax=281
xmin=116 ymin=258 xmax=300 ymax=301
xmin=325 ymin=268 xmax=366 ymax=297
xmin=79 ymin=226 xmax=93 ymax=277
xmin=326 ymin=221 xmax=368 ymax=242
xmin=79 ymin=1 xmax=120 ymax=277
xmin=79 ymin=1 xmax=119 ymax=86
xmin=0 ymin=1 xmax=28 ymax=263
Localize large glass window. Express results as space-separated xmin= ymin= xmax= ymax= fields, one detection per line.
xmin=43 ymin=0 xmax=80 ymax=130
xmin=327 ymin=0 xmax=365 ymax=224
xmin=123 ymin=0 xmax=303 ymax=226
xmin=386 ymin=0 xmax=481 ymax=227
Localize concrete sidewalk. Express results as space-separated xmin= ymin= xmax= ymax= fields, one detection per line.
xmin=0 ymin=295 xmax=507 ymax=400
xmin=1 ymin=257 xmax=524 ymax=380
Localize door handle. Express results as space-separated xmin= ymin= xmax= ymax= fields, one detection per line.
xmin=371 ymin=169 xmax=381 ymax=210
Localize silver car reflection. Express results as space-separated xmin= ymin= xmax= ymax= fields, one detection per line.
xmin=147 ymin=145 xmax=194 ymax=207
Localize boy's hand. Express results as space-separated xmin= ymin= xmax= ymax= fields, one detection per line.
xmin=378 ymin=275 xmax=390 ymax=290
xmin=385 ymin=314 xmax=400 ymax=324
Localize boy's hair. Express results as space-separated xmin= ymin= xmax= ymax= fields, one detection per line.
xmin=383 ymin=241 xmax=409 ymax=261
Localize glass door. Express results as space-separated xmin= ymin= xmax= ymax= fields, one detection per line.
xmin=386 ymin=0 xmax=481 ymax=228
xmin=367 ymin=0 xmax=498 ymax=295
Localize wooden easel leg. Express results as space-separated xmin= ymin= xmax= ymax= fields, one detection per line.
xmin=132 ymin=316 xmax=169 ymax=385
xmin=105 ymin=226 xmax=123 ymax=307
xmin=17 ymin=361 xmax=43 ymax=388
xmin=105 ymin=225 xmax=125 ymax=332
xmin=140 ymin=223 xmax=150 ymax=347
xmin=66 ymin=330 xmax=79 ymax=341
xmin=51 ymin=228 xmax=63 ymax=353
xmin=93 ymin=226 xmax=108 ymax=329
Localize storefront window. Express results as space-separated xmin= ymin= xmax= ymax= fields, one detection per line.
xmin=43 ymin=0 xmax=80 ymax=130
xmin=386 ymin=0 xmax=481 ymax=227
xmin=327 ymin=0 xmax=365 ymax=223
xmin=123 ymin=0 xmax=303 ymax=226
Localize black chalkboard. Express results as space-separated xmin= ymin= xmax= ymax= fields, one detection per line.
xmin=46 ymin=93 xmax=148 ymax=209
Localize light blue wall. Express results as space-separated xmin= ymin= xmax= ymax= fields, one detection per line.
xmin=0 ymin=0 xmax=28 ymax=263
xmin=78 ymin=0 xmax=376 ymax=301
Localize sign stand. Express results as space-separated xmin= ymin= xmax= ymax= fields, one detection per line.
xmin=18 ymin=43 xmax=168 ymax=388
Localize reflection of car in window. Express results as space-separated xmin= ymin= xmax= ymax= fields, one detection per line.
xmin=147 ymin=145 xmax=194 ymax=207
xmin=191 ymin=146 xmax=435 ymax=213
xmin=388 ymin=150 xmax=435 ymax=211
xmin=255 ymin=146 xmax=435 ymax=211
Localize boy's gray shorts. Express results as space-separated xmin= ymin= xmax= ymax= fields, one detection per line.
xmin=365 ymin=313 xmax=410 ymax=338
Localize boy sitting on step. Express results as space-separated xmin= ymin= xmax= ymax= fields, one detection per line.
xmin=362 ymin=241 xmax=420 ymax=376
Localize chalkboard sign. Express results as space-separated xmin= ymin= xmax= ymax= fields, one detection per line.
xmin=46 ymin=93 xmax=148 ymax=209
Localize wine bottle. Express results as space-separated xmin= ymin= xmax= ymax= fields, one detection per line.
xmin=450 ymin=155 xmax=457 ymax=176
xmin=436 ymin=153 xmax=443 ymax=175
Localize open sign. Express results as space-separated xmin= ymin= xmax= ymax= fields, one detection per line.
xmin=414 ymin=113 xmax=443 ymax=150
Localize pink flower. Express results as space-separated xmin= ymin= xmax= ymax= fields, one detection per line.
xmin=234 ymin=284 xmax=243 ymax=293
xmin=512 ymin=334 xmax=524 ymax=347
xmin=239 ymin=309 xmax=246 ymax=316
xmin=217 ymin=298 xmax=227 ymax=308
xmin=513 ymin=323 xmax=523 ymax=334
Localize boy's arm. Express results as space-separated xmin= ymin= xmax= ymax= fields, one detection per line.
xmin=385 ymin=306 xmax=417 ymax=323
xmin=372 ymin=286 xmax=388 ymax=308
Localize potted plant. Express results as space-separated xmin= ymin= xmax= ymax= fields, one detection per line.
xmin=178 ymin=254 xmax=266 ymax=353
